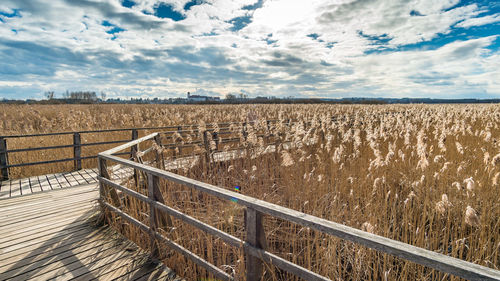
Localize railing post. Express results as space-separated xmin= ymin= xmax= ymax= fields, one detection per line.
xmin=147 ymin=171 xmax=173 ymax=258
xmin=242 ymin=122 xmax=248 ymax=142
xmin=97 ymin=157 xmax=108 ymax=202
xmin=245 ymin=207 xmax=267 ymax=281
xmin=212 ymin=132 xmax=219 ymax=151
xmin=130 ymin=129 xmax=138 ymax=159
xmin=177 ymin=126 xmax=183 ymax=157
xmin=73 ymin=133 xmax=82 ymax=170
xmin=0 ymin=137 xmax=9 ymax=180
xmin=98 ymin=156 xmax=122 ymax=207
xmin=203 ymin=130 xmax=210 ymax=164
xmin=154 ymin=134 xmax=165 ymax=169
xmin=147 ymin=172 xmax=159 ymax=258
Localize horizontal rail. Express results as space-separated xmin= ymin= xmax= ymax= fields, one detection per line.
xmin=102 ymin=133 xmax=159 ymax=155
xmin=0 ymin=126 xmax=181 ymax=139
xmin=2 ymin=144 xmax=75 ymax=153
xmin=99 ymin=176 xmax=329 ymax=281
xmin=0 ymin=119 xmax=288 ymax=139
xmin=80 ymin=139 xmax=131 ymax=147
xmin=0 ymin=139 xmax=131 ymax=154
xmin=2 ymin=152 xmax=129 ymax=168
xmin=99 ymin=152 xmax=500 ymax=281
xmin=102 ymin=202 xmax=233 ymax=281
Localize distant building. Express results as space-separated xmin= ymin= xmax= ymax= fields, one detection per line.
xmin=187 ymin=92 xmax=220 ymax=102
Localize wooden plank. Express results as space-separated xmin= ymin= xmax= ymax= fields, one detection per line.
xmin=0 ymin=189 xmax=96 ymax=213
xmin=9 ymin=179 xmax=21 ymax=197
xmin=101 ymin=132 xmax=158 ymax=155
xmin=79 ymin=169 xmax=95 ymax=183
xmin=5 ymin=239 xmax=133 ymax=281
xmin=0 ymin=215 xmax=98 ymax=246
xmin=0 ymin=200 xmax=95 ymax=227
xmin=37 ymin=175 xmax=52 ymax=191
xmin=75 ymin=170 xmax=91 ymax=184
xmin=82 ymin=169 xmax=98 ymax=182
xmin=0 ymin=185 xmax=96 ymax=207
xmin=0 ymin=208 xmax=95 ymax=235
xmin=69 ymin=251 xmax=151 ymax=281
xmin=0 ymin=198 xmax=94 ymax=222
xmin=69 ymin=170 xmax=87 ymax=185
xmin=95 ymin=260 xmax=171 ymax=281
xmin=0 ymin=225 xmax=96 ymax=260
xmin=0 ymin=198 xmax=95 ymax=224
xmin=0 ymin=227 xmax=106 ymax=263
xmin=64 ymin=171 xmax=80 ymax=186
xmin=27 ymin=176 xmax=42 ymax=193
xmin=133 ymin=266 xmax=182 ymax=281
xmin=2 ymin=239 xmax=114 ymax=277
xmin=0 ymin=220 xmax=94 ymax=251
xmin=0 ymin=180 xmax=10 ymax=199
xmin=55 ymin=172 xmax=72 ymax=188
xmin=19 ymin=177 xmax=32 ymax=196
xmin=45 ymin=173 xmax=60 ymax=189
xmin=245 ymin=208 xmax=265 ymax=281
xmin=0 ymin=228 xmax=110 ymax=270
xmin=103 ymin=202 xmax=232 ymax=281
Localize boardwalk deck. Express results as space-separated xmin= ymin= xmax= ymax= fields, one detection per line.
xmin=0 ymin=184 xmax=181 ymax=281
xmin=0 ymin=145 xmax=276 ymax=199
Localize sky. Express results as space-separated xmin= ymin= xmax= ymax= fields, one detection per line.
xmin=0 ymin=0 xmax=499 ymax=100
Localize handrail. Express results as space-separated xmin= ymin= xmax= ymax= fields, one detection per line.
xmin=0 ymin=119 xmax=285 ymax=139
xmin=0 ymin=113 xmax=382 ymax=180
xmin=97 ymin=136 xmax=500 ymax=281
xmin=0 ymin=119 xmax=289 ymax=180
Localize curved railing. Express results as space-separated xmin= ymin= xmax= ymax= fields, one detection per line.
xmin=97 ymin=132 xmax=500 ymax=281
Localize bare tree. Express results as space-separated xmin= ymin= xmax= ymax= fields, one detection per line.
xmin=44 ymin=91 xmax=54 ymax=100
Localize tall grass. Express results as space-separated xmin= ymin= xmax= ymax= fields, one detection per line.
xmin=95 ymin=104 xmax=500 ymax=280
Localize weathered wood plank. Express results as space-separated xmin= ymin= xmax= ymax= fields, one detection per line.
xmin=62 ymin=171 xmax=79 ymax=186
xmin=19 ymin=177 xmax=31 ymax=196
xmin=0 ymin=228 xmax=103 ymax=263
xmin=69 ymin=170 xmax=87 ymax=185
xmin=0 ymin=180 xmax=10 ymax=198
xmin=0 ymin=215 xmax=98 ymax=246
xmin=0 ymin=184 xmax=178 ymax=281
xmin=46 ymin=173 xmax=61 ymax=189
xmin=0 ymin=239 xmax=116 ymax=278
xmin=0 ymin=201 xmax=95 ymax=228
xmin=28 ymin=176 xmax=42 ymax=193
xmin=55 ymin=172 xmax=72 ymax=188
xmin=5 ymin=240 xmax=132 ymax=281
xmin=9 ymin=179 xmax=21 ymax=197
xmin=80 ymin=169 xmax=96 ymax=183
xmin=67 ymin=251 xmax=149 ymax=281
xmin=38 ymin=175 xmax=52 ymax=191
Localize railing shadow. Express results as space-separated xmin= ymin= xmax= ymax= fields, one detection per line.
xmin=0 ymin=203 xmax=174 ymax=280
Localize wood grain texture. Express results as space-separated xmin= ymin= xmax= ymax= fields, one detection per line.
xmin=0 ymin=185 xmax=180 ymax=281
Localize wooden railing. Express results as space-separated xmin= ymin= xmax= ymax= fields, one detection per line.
xmin=97 ymin=133 xmax=500 ymax=281
xmin=0 ymin=120 xmax=285 ymax=180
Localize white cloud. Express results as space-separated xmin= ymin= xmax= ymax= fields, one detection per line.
xmin=0 ymin=0 xmax=498 ymax=99
xmin=456 ymin=13 xmax=500 ymax=28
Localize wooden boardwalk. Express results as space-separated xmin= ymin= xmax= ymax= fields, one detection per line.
xmin=0 ymin=166 xmax=133 ymax=199
xmin=0 ymin=148 xmax=251 ymax=199
xmin=0 ymin=183 xmax=182 ymax=281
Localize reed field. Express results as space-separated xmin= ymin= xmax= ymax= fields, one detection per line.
xmin=2 ymin=103 xmax=500 ymax=280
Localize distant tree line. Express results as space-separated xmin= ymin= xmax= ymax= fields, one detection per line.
xmin=62 ymin=91 xmax=98 ymax=101
xmin=1 ymin=90 xmax=499 ymax=105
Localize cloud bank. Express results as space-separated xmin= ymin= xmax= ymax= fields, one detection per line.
xmin=0 ymin=0 xmax=498 ymax=99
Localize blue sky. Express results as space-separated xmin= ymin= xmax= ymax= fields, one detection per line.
xmin=0 ymin=0 xmax=499 ymax=100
